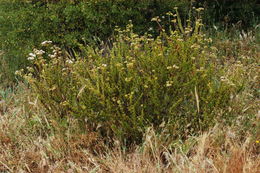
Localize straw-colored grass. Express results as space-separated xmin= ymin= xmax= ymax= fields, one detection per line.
xmin=0 ymin=82 xmax=259 ymax=172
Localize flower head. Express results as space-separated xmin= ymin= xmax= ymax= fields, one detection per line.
xmin=41 ymin=40 xmax=52 ymax=46
xmin=29 ymin=53 xmax=36 ymax=58
xmin=27 ymin=56 xmax=35 ymax=61
xmin=34 ymin=49 xmax=45 ymax=56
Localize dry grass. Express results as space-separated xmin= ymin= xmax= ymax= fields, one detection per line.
xmin=103 ymin=128 xmax=260 ymax=173
xmin=0 ymin=84 xmax=259 ymax=173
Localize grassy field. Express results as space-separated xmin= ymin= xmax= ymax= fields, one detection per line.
xmin=0 ymin=1 xmax=259 ymax=172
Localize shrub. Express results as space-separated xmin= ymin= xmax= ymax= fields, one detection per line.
xmin=18 ymin=10 xmax=241 ymax=145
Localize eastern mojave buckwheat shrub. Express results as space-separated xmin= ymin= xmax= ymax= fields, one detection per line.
xmin=18 ymin=11 xmax=239 ymax=145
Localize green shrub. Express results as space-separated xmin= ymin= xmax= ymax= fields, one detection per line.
xmin=18 ymin=11 xmax=241 ymax=145
xmin=0 ymin=1 xmax=46 ymax=86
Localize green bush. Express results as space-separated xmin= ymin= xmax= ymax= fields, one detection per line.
xmin=18 ymin=12 xmax=240 ymax=145
xmin=0 ymin=0 xmax=190 ymax=86
xmin=0 ymin=1 xmax=46 ymax=86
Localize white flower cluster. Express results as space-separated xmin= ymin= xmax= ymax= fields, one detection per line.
xmin=41 ymin=40 xmax=53 ymax=46
xmin=49 ymin=45 xmax=61 ymax=59
xmin=27 ymin=53 xmax=36 ymax=60
xmin=27 ymin=49 xmax=46 ymax=61
xmin=34 ymin=49 xmax=45 ymax=56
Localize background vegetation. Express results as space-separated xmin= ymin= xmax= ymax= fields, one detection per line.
xmin=1 ymin=0 xmax=259 ymax=86
xmin=0 ymin=0 xmax=190 ymax=86
xmin=200 ymin=0 xmax=259 ymax=28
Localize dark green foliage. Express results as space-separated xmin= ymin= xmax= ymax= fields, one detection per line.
xmin=197 ymin=0 xmax=259 ymax=29
xmin=1 ymin=0 xmax=258 ymax=86
xmin=0 ymin=0 xmax=190 ymax=86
